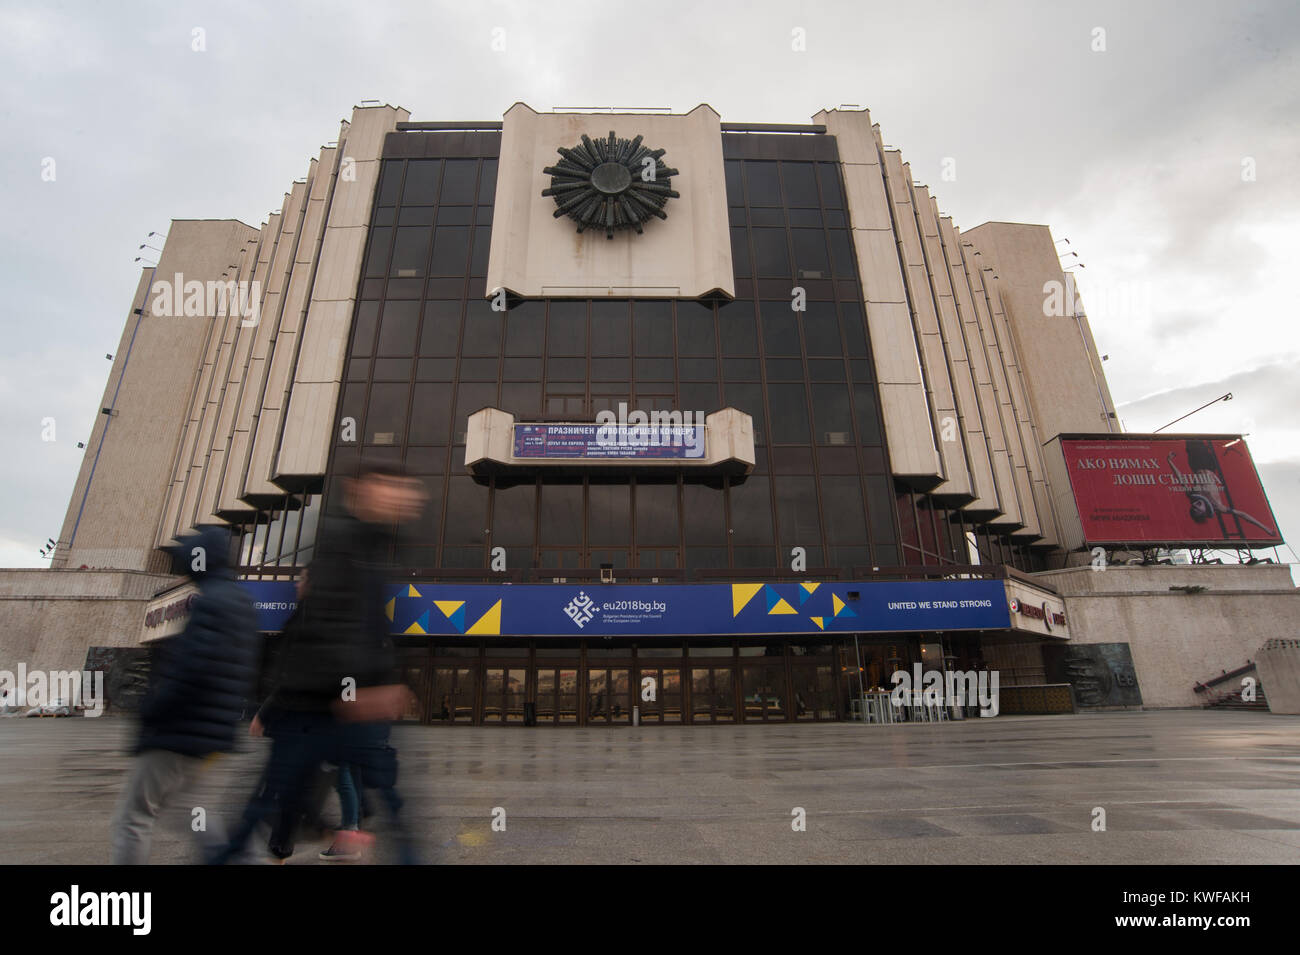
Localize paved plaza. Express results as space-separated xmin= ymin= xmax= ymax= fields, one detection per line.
xmin=2 ymin=710 xmax=1299 ymax=864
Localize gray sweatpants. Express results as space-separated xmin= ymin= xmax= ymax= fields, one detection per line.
xmin=109 ymin=748 xmax=226 ymax=864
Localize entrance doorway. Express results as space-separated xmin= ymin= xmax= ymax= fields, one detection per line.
xmin=789 ymin=664 xmax=836 ymax=720
xmin=403 ymin=638 xmax=851 ymax=725
xmin=586 ymin=667 xmax=631 ymax=724
xmin=429 ymin=665 xmax=476 ymax=722
xmin=635 ymin=664 xmax=683 ymax=723
xmin=689 ymin=667 xmax=736 ymax=723
xmin=534 ymin=666 xmax=580 ymax=724
xmin=483 ymin=666 xmax=527 ymax=723
xmin=740 ymin=662 xmax=787 ymax=722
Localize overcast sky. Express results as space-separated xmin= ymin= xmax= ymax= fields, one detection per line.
xmin=2 ymin=0 xmax=1297 ymax=574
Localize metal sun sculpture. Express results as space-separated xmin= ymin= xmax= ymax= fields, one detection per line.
xmin=542 ymin=131 xmax=680 ymax=239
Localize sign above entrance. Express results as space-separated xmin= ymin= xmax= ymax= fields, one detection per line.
xmin=382 ymin=579 xmax=1010 ymax=638
xmin=513 ymin=423 xmax=704 ymax=460
xmin=466 ymin=407 xmax=753 ymax=475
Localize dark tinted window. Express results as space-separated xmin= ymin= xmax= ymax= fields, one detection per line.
xmin=767 ymin=383 xmax=810 ymax=443
xmin=802 ymin=302 xmax=841 ymax=355
xmin=443 ymin=477 xmax=488 ymax=546
xmin=723 ymin=382 xmax=766 ymax=443
xmin=419 ymin=301 xmax=460 ymax=357
xmin=853 ymin=384 xmax=882 ymax=445
xmin=676 ymin=306 xmax=716 ymax=356
xmin=461 ymin=300 xmax=501 ymax=355
xmin=376 ymin=301 xmax=420 ymax=356
xmin=590 ymin=300 xmax=629 ymax=356
xmin=724 ymin=160 xmax=744 ymax=204
xmin=729 ymin=227 xmax=751 ymax=278
xmin=633 ymin=301 xmax=673 ymax=355
xmin=430 ymin=227 xmax=470 ymax=275
xmin=839 ymin=303 xmax=868 ymax=356
xmin=363 ymin=227 xmax=392 ymax=277
xmin=440 ymin=160 xmax=479 ymax=203
xmin=539 ymin=483 xmax=583 ymax=545
xmin=817 ymin=163 xmax=844 ymax=208
xmin=402 ymin=160 xmax=440 ymax=205
xmin=492 ymin=481 xmax=535 ymax=546
xmin=782 ymin=163 xmax=819 ymax=207
xmin=728 ymin=477 xmax=773 ymax=544
xmin=390 ymin=227 xmax=430 ymax=277
xmin=761 ymin=302 xmax=800 ymax=356
xmin=744 ymin=162 xmax=780 ymax=206
xmin=477 ymin=159 xmax=498 ymax=204
xmin=409 ymin=383 xmax=452 ymax=444
xmin=751 ymin=229 xmax=789 ymax=277
xmin=820 ymin=476 xmax=867 ymax=544
xmin=635 ymin=482 xmax=678 ymax=546
xmin=720 ymin=307 xmax=757 ymax=356
xmin=811 ymin=382 xmax=853 ymax=443
xmin=351 ymin=301 xmax=379 ymax=356
xmin=365 ymin=383 xmax=409 ymax=443
xmin=377 ymin=161 xmax=404 ymax=206
xmin=791 ymin=229 xmax=829 ymax=275
xmin=547 ymin=301 xmax=586 ymax=356
xmin=774 ymin=476 xmax=821 ymax=547
xmin=505 ymin=302 xmax=544 ymax=356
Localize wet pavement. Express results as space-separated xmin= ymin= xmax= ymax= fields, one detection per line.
xmin=2 ymin=709 xmax=1299 ymax=864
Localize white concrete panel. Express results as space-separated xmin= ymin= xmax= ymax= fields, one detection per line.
xmin=958 ymin=240 xmax=1022 ymax=528
xmin=931 ymin=212 xmax=998 ymax=511
xmin=817 ymin=109 xmax=939 ymax=485
xmin=328 ymin=158 xmax=381 ymax=229
xmin=278 ymin=381 xmax=341 ymax=478
xmin=982 ymin=272 xmax=1041 ymax=540
xmin=269 ymin=108 xmax=401 ymax=489
xmin=852 ymin=229 xmax=908 ymax=303
xmin=880 ymin=154 xmax=966 ymax=496
xmin=295 ymin=300 xmax=353 ymax=383
xmin=486 ymin=103 xmax=733 ymax=299
xmin=312 ymin=227 xmax=368 ymax=301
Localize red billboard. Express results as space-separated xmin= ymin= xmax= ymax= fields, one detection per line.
xmin=1060 ymin=436 xmax=1282 ymax=546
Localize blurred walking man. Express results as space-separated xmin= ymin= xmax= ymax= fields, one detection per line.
xmin=110 ymin=526 xmax=258 ymax=864
xmin=212 ymin=464 xmax=425 ymax=864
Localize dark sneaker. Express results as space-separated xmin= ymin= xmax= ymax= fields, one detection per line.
xmin=319 ymin=830 xmax=373 ymax=862
xmin=318 ymin=842 xmax=361 ymax=861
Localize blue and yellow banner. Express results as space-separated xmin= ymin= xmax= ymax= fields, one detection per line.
xmin=378 ymin=579 xmax=1010 ymax=638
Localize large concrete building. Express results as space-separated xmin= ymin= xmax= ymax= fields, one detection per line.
xmin=2 ymin=103 xmax=1294 ymax=723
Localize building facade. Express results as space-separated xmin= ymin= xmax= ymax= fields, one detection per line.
xmin=5 ymin=103 xmax=1293 ymax=724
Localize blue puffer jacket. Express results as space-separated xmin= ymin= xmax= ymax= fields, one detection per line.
xmin=136 ymin=526 xmax=259 ymax=757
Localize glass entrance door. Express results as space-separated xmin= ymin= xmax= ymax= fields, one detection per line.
xmin=635 ymin=665 xmax=683 ymax=723
xmin=741 ymin=662 xmax=787 ymax=722
xmin=535 ymin=666 xmax=580 ymax=724
xmin=789 ymin=664 xmax=837 ymax=721
xmin=430 ymin=666 xmax=476 ymax=723
xmin=483 ymin=667 xmax=527 ymax=723
xmin=690 ymin=667 xmax=736 ymax=723
xmin=586 ymin=667 xmax=631 ymax=725
xmin=398 ymin=664 xmax=428 ymax=722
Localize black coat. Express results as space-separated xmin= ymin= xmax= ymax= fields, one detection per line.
xmin=136 ymin=527 xmax=259 ymax=757
xmin=267 ymin=513 xmax=398 ymax=713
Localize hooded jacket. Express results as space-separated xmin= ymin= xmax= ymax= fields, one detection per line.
xmin=135 ymin=526 xmax=259 ymax=757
